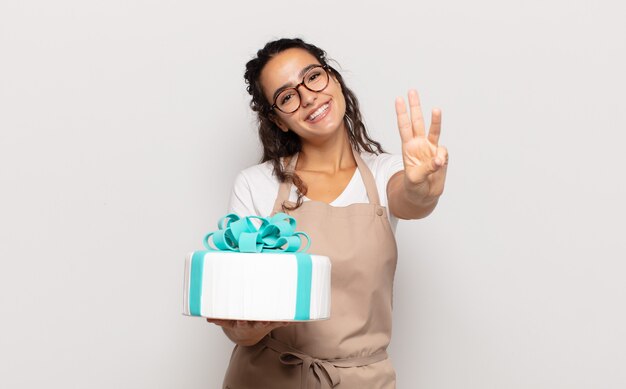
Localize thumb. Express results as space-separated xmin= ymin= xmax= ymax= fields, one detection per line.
xmin=424 ymin=157 xmax=443 ymax=175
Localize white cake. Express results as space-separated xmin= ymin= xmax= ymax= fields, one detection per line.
xmin=183 ymin=251 xmax=331 ymax=321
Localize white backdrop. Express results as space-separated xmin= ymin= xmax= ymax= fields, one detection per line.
xmin=1 ymin=0 xmax=625 ymax=388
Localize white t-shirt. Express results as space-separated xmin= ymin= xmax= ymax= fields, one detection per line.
xmin=228 ymin=151 xmax=405 ymax=232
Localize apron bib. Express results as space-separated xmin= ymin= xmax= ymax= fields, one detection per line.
xmin=222 ymin=148 xmax=398 ymax=389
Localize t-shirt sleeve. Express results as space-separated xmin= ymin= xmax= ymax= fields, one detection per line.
xmin=383 ymin=153 xmax=405 ymax=187
xmin=367 ymin=152 xmax=405 ymax=207
xmin=228 ymin=171 xmax=257 ymax=216
xmin=372 ymin=152 xmax=405 ymax=232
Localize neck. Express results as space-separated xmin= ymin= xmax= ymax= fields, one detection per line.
xmin=297 ymin=129 xmax=356 ymax=174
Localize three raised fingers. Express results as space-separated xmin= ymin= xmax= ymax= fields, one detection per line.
xmin=396 ymin=90 xmax=442 ymax=144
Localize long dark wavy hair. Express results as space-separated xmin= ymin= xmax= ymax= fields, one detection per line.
xmin=244 ymin=38 xmax=385 ymax=210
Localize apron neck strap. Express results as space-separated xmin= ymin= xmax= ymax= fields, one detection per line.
xmin=271 ymin=147 xmax=381 ymax=214
xmin=272 ymin=155 xmax=297 ymax=214
xmin=352 ymin=148 xmax=381 ymax=206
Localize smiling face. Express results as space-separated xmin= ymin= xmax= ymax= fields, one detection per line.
xmin=260 ymin=48 xmax=347 ymax=144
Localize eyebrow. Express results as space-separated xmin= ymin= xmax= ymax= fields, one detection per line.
xmin=272 ymin=64 xmax=320 ymax=102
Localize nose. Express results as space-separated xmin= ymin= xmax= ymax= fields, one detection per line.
xmin=297 ymin=84 xmax=317 ymax=108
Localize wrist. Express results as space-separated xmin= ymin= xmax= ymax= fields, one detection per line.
xmin=403 ymin=179 xmax=438 ymax=206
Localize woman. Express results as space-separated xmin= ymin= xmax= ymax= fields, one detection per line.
xmin=207 ymin=38 xmax=448 ymax=388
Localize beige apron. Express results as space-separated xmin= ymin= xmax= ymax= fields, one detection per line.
xmin=222 ymin=148 xmax=398 ymax=388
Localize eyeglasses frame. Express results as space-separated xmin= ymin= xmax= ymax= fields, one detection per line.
xmin=270 ymin=64 xmax=331 ymax=114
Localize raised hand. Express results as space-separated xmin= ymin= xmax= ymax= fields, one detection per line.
xmin=395 ymin=89 xmax=448 ymax=201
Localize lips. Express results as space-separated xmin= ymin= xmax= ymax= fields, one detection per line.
xmin=306 ymin=101 xmax=331 ymax=122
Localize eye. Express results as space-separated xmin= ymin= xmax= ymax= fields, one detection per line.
xmin=307 ymin=70 xmax=322 ymax=83
xmin=280 ymin=92 xmax=295 ymax=105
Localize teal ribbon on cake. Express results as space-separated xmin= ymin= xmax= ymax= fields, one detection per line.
xmin=203 ymin=213 xmax=310 ymax=253
xmin=189 ymin=213 xmax=313 ymax=320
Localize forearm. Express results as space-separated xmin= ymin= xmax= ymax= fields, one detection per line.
xmin=387 ymin=171 xmax=440 ymax=220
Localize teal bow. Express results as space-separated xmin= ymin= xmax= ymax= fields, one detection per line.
xmin=203 ymin=213 xmax=310 ymax=253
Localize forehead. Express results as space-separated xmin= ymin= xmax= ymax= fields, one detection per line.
xmin=260 ymin=48 xmax=321 ymax=94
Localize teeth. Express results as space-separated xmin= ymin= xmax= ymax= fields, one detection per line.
xmin=308 ymin=104 xmax=329 ymax=121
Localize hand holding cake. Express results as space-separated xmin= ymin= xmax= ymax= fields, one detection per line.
xmin=205 ymin=319 xmax=291 ymax=347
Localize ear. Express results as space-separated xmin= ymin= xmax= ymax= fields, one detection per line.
xmin=269 ymin=112 xmax=289 ymax=133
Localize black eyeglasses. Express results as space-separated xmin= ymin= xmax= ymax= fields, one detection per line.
xmin=270 ymin=65 xmax=330 ymax=114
